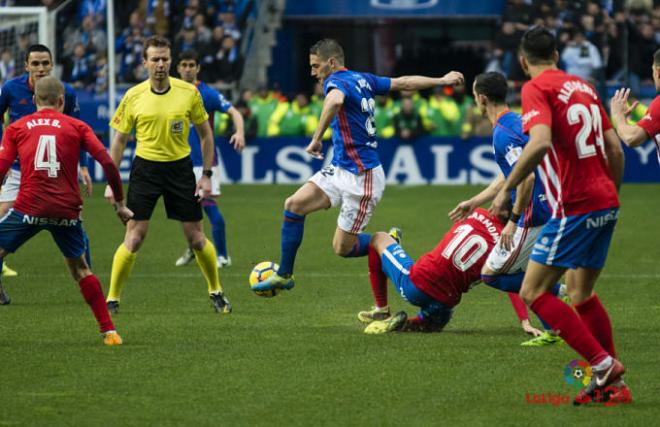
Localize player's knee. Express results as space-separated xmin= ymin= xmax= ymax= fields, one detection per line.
xmin=370 ymin=232 xmax=391 ymax=252
xmin=519 ymin=287 xmax=538 ymax=306
xmin=189 ymin=233 xmax=207 ymax=251
xmin=283 ymin=196 xmax=297 ymax=213
xmin=332 ymin=239 xmax=353 ymax=257
xmin=124 ymin=232 xmax=146 ymax=252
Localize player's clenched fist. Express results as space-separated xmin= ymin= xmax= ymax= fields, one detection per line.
xmin=441 ymin=71 xmax=465 ymax=87
xmin=306 ymin=139 xmax=324 ymax=160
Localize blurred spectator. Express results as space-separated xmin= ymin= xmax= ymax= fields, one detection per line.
xmin=420 ymin=87 xmax=461 ymax=136
xmin=62 ymin=43 xmax=94 ymax=90
xmin=217 ymin=11 xmax=241 ymax=40
xmin=502 ymin=0 xmax=533 ymax=31
xmin=496 ymin=22 xmax=523 ymax=78
xmin=215 ymin=100 xmax=257 ymax=140
xmin=194 ymin=14 xmax=212 ymax=44
xmin=309 ymin=82 xmax=324 ymax=117
xmin=374 ymin=95 xmax=395 ymax=139
xmin=394 ymin=97 xmax=424 ymax=141
xmin=64 ymin=15 xmax=107 ymax=57
xmin=561 ymin=30 xmax=603 ymax=82
xmin=215 ymin=37 xmax=241 ymax=83
xmin=267 ymin=93 xmax=318 ymax=137
xmin=94 ymin=53 xmax=109 ymax=95
xmin=629 ymin=21 xmax=658 ymax=96
xmin=174 ymin=25 xmax=200 ymax=58
xmin=79 ymin=0 xmax=107 ymax=24
xmin=0 ymin=50 xmax=16 ymax=84
xmin=249 ymin=87 xmax=281 ymax=137
xmin=116 ymin=10 xmax=151 ymax=83
xmin=461 ymin=105 xmax=493 ymax=140
xmin=146 ymin=0 xmax=172 ymax=36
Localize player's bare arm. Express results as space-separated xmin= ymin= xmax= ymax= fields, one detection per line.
xmin=610 ymin=88 xmax=649 ymax=147
xmin=194 ymin=120 xmax=214 ymax=199
xmin=307 ymin=89 xmax=345 ymax=159
xmin=449 ymin=175 xmax=504 ymax=222
xmin=227 ymin=106 xmax=245 ymax=152
xmin=104 ymin=130 xmax=131 ymax=203
xmin=80 ymin=166 xmax=93 ymax=197
xmin=603 ymin=128 xmax=625 ymax=191
xmin=389 ymin=71 xmax=464 ymax=92
xmin=491 ymin=125 xmax=552 ymax=218
xmin=500 ymin=172 xmax=535 ymax=251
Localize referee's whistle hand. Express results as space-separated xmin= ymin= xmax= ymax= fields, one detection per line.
xmin=196 ymin=177 xmax=212 ymax=202
xmin=115 ymin=204 xmax=133 ymax=225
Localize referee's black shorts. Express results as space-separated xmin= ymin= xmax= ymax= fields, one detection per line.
xmin=127 ymin=155 xmax=202 ymax=222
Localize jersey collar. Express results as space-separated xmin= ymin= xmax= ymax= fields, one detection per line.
xmin=494 ymin=109 xmax=511 ymax=128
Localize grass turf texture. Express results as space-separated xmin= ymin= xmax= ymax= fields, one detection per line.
xmin=0 ymin=184 xmax=658 ymax=426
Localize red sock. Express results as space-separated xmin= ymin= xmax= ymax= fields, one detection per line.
xmin=574 ymin=294 xmax=616 ymax=358
xmin=508 ymin=292 xmax=529 ymax=322
xmin=79 ymin=275 xmax=115 ymax=333
xmin=530 ymin=292 xmax=609 ymax=366
xmin=368 ymin=245 xmax=388 ymax=307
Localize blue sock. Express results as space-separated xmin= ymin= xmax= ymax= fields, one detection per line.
xmin=278 ymin=210 xmax=305 ymax=276
xmin=83 ymin=229 xmax=91 ymax=267
xmin=481 ymin=272 xmax=525 ymax=293
xmin=203 ymin=200 xmax=227 ymax=258
xmin=343 ymin=233 xmax=371 ymax=258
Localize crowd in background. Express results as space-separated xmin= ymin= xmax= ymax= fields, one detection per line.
xmin=0 ymin=0 xmax=252 ymax=93
xmin=1 ymin=0 xmax=658 ymax=140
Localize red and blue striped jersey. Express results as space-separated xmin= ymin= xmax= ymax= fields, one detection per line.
xmin=324 ymin=69 xmax=391 ymax=174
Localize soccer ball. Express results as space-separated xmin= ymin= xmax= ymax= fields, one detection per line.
xmin=249 ymin=261 xmax=281 ymax=297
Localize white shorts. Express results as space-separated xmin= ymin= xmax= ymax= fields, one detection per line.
xmin=309 ymin=164 xmax=385 ymax=234
xmin=485 ymin=224 xmax=544 ymax=274
xmin=193 ymin=165 xmax=222 ymax=196
xmin=0 ymin=169 xmax=20 ymax=203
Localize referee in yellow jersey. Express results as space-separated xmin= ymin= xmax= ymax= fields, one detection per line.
xmin=104 ymin=36 xmax=238 ymax=314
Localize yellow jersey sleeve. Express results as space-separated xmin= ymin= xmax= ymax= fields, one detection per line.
xmin=110 ymin=93 xmax=135 ymax=134
xmin=190 ymin=89 xmax=209 ymax=126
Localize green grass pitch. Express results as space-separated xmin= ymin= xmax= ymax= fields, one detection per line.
xmin=0 ymin=184 xmax=659 ymax=426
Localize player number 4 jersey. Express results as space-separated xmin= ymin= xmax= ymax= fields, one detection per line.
xmin=521 ymin=69 xmax=619 ymax=218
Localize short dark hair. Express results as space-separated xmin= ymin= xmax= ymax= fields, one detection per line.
xmin=474 ymin=72 xmax=508 ymax=104
xmin=143 ymin=36 xmax=171 ymax=59
xmin=177 ymin=50 xmax=199 ymax=65
xmin=309 ymin=39 xmax=344 ymax=64
xmin=654 ymin=48 xmax=660 ymax=66
xmin=25 ymin=44 xmax=52 ymax=63
xmin=520 ymin=26 xmax=557 ymax=65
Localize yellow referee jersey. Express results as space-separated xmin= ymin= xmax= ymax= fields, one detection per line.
xmin=110 ymin=77 xmax=209 ymax=162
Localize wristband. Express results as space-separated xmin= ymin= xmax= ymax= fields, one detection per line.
xmin=509 ymin=212 xmax=521 ymax=223
xmin=202 ymin=169 xmax=213 ymax=177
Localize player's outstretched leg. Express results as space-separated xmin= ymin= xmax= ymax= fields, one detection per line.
xmin=202 ymin=199 xmax=230 ymax=268
xmin=358 ymin=243 xmax=390 ymax=323
xmin=253 ymin=210 xmax=304 ymax=293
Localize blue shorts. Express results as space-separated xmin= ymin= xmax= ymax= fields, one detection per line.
xmin=0 ymin=209 xmax=86 ymax=259
xmin=381 ymin=243 xmax=453 ymax=329
xmin=530 ymin=208 xmax=618 ymax=269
